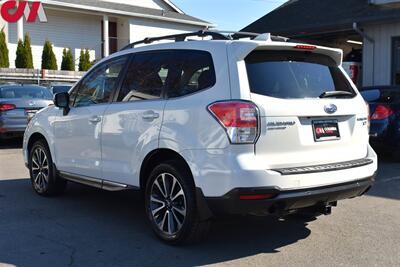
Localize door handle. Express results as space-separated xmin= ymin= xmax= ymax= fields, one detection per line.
xmin=142 ymin=111 xmax=159 ymax=120
xmin=89 ymin=116 xmax=101 ymax=124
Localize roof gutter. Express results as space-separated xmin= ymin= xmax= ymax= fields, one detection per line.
xmin=352 ymin=22 xmax=374 ymax=43
xmin=40 ymin=0 xmax=214 ymax=28
xmin=353 ymin=22 xmax=375 ymax=85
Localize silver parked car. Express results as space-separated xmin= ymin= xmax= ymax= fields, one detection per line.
xmin=0 ymin=85 xmax=53 ymax=140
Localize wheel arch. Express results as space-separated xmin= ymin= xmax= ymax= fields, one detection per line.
xmin=139 ymin=148 xmax=193 ymax=190
xmin=27 ymin=132 xmax=49 ymax=154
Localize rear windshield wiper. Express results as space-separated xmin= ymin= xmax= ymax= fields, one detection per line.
xmin=319 ymin=91 xmax=355 ymax=98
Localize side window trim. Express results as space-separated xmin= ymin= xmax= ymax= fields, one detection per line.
xmin=72 ymin=55 xmax=129 ymax=108
xmin=68 ymin=81 xmax=81 ymax=107
xmin=112 ymin=53 xmax=136 ymax=103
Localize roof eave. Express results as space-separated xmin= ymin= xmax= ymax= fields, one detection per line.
xmin=40 ymin=0 xmax=213 ymax=28
xmin=162 ymin=0 xmax=184 ymax=14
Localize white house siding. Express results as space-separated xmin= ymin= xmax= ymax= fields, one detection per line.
xmin=363 ymin=21 xmax=400 ymax=86
xmin=117 ymin=17 xmax=130 ymax=51
xmin=129 ymin=18 xmax=204 ymax=44
xmin=8 ymin=9 xmax=101 ymax=70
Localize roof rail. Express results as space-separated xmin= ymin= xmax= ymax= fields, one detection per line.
xmin=121 ymin=30 xmax=229 ymax=50
xmin=120 ymin=30 xmax=293 ymax=51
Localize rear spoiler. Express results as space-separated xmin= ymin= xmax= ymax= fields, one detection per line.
xmin=228 ymin=41 xmax=343 ymax=66
xmin=254 ymin=43 xmax=343 ymax=66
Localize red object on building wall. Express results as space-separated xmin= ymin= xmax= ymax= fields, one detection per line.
xmin=1 ymin=1 xmax=47 ymax=23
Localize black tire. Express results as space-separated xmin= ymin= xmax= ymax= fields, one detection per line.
xmin=144 ymin=160 xmax=210 ymax=245
xmin=28 ymin=140 xmax=67 ymax=196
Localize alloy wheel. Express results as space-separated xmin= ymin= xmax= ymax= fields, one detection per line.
xmin=31 ymin=147 xmax=49 ymax=193
xmin=150 ymin=173 xmax=187 ymax=236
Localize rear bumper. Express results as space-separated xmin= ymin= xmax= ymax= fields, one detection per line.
xmin=201 ymin=174 xmax=375 ymax=216
xmin=0 ymin=119 xmax=27 ymax=137
xmin=183 ymin=144 xmax=378 ymax=197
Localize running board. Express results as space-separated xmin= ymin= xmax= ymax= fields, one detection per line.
xmin=59 ymin=171 xmax=131 ymax=191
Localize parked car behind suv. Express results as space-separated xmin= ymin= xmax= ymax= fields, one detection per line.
xmin=0 ymin=85 xmax=53 ymax=141
xmin=23 ymin=31 xmax=377 ymax=244
xmin=361 ymin=86 xmax=400 ymax=160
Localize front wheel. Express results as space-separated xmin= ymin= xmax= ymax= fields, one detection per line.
xmin=144 ymin=160 xmax=210 ymax=245
xmin=29 ymin=140 xmax=67 ymax=196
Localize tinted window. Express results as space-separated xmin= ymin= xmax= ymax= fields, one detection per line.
xmin=74 ymin=56 xmax=127 ymax=107
xmin=245 ymin=51 xmax=355 ymax=99
xmin=0 ymin=86 xmax=52 ymax=99
xmin=118 ymin=53 xmax=164 ymax=101
xmin=117 ymin=50 xmax=215 ymax=101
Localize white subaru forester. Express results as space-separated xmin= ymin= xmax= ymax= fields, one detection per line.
xmin=23 ymin=31 xmax=377 ymax=244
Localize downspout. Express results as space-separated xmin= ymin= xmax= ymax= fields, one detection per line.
xmin=353 ymin=22 xmax=375 ymax=85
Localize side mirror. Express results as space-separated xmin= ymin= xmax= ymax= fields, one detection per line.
xmin=54 ymin=92 xmax=70 ymax=115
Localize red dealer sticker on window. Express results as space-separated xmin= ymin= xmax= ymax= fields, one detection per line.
xmin=1 ymin=0 xmax=47 ymax=23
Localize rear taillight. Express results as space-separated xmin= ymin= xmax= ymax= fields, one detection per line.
xmin=370 ymin=105 xmax=394 ymax=120
xmin=0 ymin=104 xmax=16 ymax=112
xmin=208 ymin=101 xmax=259 ymax=144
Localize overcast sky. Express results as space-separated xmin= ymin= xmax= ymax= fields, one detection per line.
xmin=172 ymin=0 xmax=287 ymax=30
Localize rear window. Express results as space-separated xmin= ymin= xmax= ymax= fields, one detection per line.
xmin=0 ymin=86 xmax=52 ymax=100
xmin=245 ymin=51 xmax=355 ymax=99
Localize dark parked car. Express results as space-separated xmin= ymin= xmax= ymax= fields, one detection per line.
xmin=49 ymin=83 xmax=73 ymax=95
xmin=361 ymin=86 xmax=400 ymax=160
xmin=0 ymin=85 xmax=53 ymax=140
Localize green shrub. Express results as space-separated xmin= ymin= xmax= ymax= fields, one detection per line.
xmin=78 ymin=49 xmax=91 ymax=71
xmin=15 ymin=39 xmax=27 ymax=68
xmin=24 ymin=33 xmax=33 ymax=69
xmin=61 ymin=48 xmax=74 ymax=71
xmin=0 ymin=28 xmax=9 ymax=68
xmin=41 ymin=40 xmax=57 ymax=70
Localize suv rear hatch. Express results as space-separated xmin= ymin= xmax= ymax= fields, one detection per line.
xmin=244 ymin=46 xmax=369 ymax=169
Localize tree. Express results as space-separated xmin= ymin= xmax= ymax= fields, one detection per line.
xmin=78 ymin=49 xmax=85 ymax=71
xmin=41 ymin=40 xmax=57 ymax=70
xmin=84 ymin=49 xmax=92 ymax=70
xmin=24 ymin=33 xmax=33 ymax=69
xmin=78 ymin=49 xmax=91 ymax=71
xmin=61 ymin=48 xmax=74 ymax=71
xmin=0 ymin=28 xmax=9 ymax=68
xmin=15 ymin=39 xmax=27 ymax=68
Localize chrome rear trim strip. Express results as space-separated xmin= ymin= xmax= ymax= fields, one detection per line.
xmin=272 ymin=158 xmax=374 ymax=175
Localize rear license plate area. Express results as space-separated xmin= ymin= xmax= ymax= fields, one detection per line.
xmin=312 ymin=120 xmax=340 ymax=142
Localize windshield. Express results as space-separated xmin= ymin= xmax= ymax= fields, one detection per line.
xmin=245 ymin=50 xmax=356 ymax=99
xmin=0 ymin=86 xmax=53 ymax=100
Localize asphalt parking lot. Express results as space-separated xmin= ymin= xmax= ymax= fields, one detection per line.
xmin=0 ymin=139 xmax=399 ymax=267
